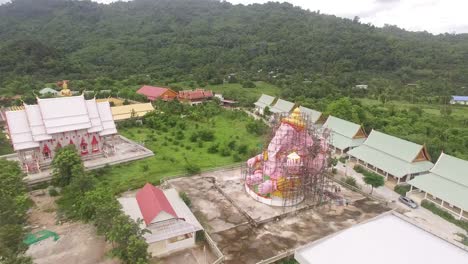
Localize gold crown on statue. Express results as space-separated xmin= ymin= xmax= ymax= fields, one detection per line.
xmin=282 ymin=107 xmax=304 ymax=129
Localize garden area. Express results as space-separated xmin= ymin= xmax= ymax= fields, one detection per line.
xmin=96 ymin=101 xmax=267 ymax=193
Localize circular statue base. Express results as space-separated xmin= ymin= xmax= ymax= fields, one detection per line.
xmin=244 ymin=184 xmax=304 ymax=207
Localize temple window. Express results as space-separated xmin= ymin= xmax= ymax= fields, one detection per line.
xmin=91 ymin=136 xmax=99 ymax=153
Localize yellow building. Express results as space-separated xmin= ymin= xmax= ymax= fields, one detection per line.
xmin=111 ymin=103 xmax=154 ymax=121
xmin=96 ymin=97 xmax=125 ymax=106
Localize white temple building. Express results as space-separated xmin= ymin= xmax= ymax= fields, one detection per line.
xmin=4 ymin=95 xmax=117 ymax=173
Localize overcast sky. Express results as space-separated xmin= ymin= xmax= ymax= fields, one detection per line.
xmin=1 ymin=0 xmax=467 ymax=34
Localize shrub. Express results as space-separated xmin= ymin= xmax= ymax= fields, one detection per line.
xmin=185 ymin=164 xmax=201 ymax=175
xmin=207 ymin=143 xmax=219 ymax=153
xmin=141 ymin=164 xmax=149 ymax=172
xmin=198 ymin=129 xmax=215 ymax=141
xmin=338 ymin=156 xmax=347 ymax=163
xmin=421 ymin=200 xmax=468 ymax=231
xmin=233 ymin=153 xmax=242 ymax=162
xmin=196 ymin=230 xmax=206 ymax=243
xmin=353 ymin=164 xmax=366 ymax=174
xmin=242 ymin=80 xmax=256 ymax=88
xmin=175 ymin=131 xmax=184 ymax=140
xmin=237 ymin=144 xmax=248 ymax=154
xmin=48 ymin=187 xmax=59 ymax=197
xmin=246 ymin=120 xmax=267 ymax=136
xmin=179 ymin=192 xmax=192 ymax=207
xmin=343 ymin=176 xmax=359 ymax=189
xmin=331 ymin=168 xmax=337 ymax=174
xmin=219 ymin=146 xmax=231 ymax=157
xmin=227 ymin=140 xmax=237 ymax=149
xmin=394 ymin=184 xmax=411 ymax=196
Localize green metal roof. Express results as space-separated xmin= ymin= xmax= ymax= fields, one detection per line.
xmin=254 ymin=94 xmax=275 ymax=108
xmin=409 ymin=173 xmax=468 ymax=211
xmin=39 ymin=88 xmax=58 ymax=95
xmin=270 ymin=98 xmax=295 ymax=113
xmin=330 ymin=133 xmax=366 ymax=151
xmin=299 ymin=106 xmax=322 ymax=123
xmin=348 ymin=145 xmax=434 ymax=178
xmin=409 ymin=153 xmax=468 ymax=211
xmin=364 ymin=130 xmax=426 ymax=163
xmin=430 ymin=153 xmax=468 ymax=187
xmin=323 ymin=116 xmax=363 ymax=139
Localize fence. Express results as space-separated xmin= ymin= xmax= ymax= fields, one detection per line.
xmin=204 ymin=231 xmax=225 ymax=264
xmin=160 ymin=163 xmax=243 ymax=188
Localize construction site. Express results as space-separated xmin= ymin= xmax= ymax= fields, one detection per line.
xmin=166 ymin=109 xmax=390 ymax=263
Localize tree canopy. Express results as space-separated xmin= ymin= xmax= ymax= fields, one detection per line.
xmin=0 ymin=0 xmax=467 ymax=97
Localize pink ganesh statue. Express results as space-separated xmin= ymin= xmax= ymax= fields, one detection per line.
xmin=245 ymin=108 xmax=328 ymax=206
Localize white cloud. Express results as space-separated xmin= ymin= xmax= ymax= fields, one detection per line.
xmin=228 ymin=0 xmax=468 ymax=34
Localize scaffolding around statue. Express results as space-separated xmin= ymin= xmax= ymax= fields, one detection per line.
xmin=243 ymin=108 xmax=331 ymax=207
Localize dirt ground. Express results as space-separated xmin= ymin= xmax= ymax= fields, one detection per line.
xmin=168 ymin=168 xmax=390 ymax=263
xmin=26 ymin=190 xmax=119 ymax=264
xmin=154 ymin=243 xmax=219 ymax=264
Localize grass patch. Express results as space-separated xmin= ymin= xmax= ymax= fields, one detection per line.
xmin=421 ymin=200 xmax=468 ymax=232
xmin=96 ymin=109 xmax=264 ymax=192
xmin=0 ymin=144 xmax=13 ymax=155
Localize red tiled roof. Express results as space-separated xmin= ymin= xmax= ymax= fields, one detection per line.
xmin=137 ymin=86 xmax=169 ymax=100
xmin=178 ymin=89 xmax=213 ymax=101
xmin=136 ymin=183 xmax=177 ymax=225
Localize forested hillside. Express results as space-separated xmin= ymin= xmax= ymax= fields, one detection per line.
xmin=0 ymin=0 xmax=468 ymax=99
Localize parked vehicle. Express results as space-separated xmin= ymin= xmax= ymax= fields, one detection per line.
xmin=399 ymin=196 xmax=418 ymax=209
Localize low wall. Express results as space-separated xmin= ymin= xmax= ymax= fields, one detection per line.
xmin=204 ymin=231 xmax=225 ymax=264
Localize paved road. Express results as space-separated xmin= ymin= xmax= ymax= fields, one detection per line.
xmin=335 ymin=161 xmax=467 ymax=249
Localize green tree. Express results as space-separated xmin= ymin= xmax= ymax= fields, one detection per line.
xmin=0 ymin=160 xmax=32 ymax=263
xmin=363 ymin=173 xmax=385 ymax=194
xmin=52 ymin=145 xmax=84 ymax=187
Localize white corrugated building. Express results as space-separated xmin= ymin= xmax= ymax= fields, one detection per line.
xmin=118 ymin=183 xmax=203 ymax=257
xmin=295 ymin=212 xmax=468 ymax=264
xmin=4 ymin=95 xmax=117 ymax=173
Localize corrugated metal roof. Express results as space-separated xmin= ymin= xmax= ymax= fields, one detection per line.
xmin=270 ymin=98 xmax=295 ymax=113
xmin=409 ymin=172 xmax=468 ymax=211
xmin=323 ymin=116 xmax=363 ymax=139
xmin=452 ymin=96 xmax=468 ymax=101
xmin=430 ymin=153 xmax=468 ymax=187
xmin=118 ymin=187 xmax=203 ymax=243
xmin=364 ymin=130 xmax=427 ymax=163
xmin=348 ymin=145 xmax=434 ymax=178
xmin=96 ymin=102 xmax=117 ymax=136
xmin=86 ymin=99 xmax=104 ymax=133
xmin=5 ymin=96 xmax=117 ymax=150
xmin=254 ymin=94 xmax=275 ymax=108
xmin=38 ymin=95 xmax=92 ymax=134
xmin=299 ymin=106 xmax=322 ymax=123
xmin=5 ymin=110 xmax=40 ymax=151
xmin=24 ymin=105 xmax=52 ymax=142
xmin=39 ymin=88 xmax=58 ymax=95
xmin=258 ymin=94 xmax=275 ymax=105
xmin=330 ymin=133 xmax=366 ymax=151
xmin=111 ymin=103 xmax=154 ymax=121
xmin=408 ymin=153 xmax=468 ymax=211
xmin=136 ymin=183 xmax=177 ymax=225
